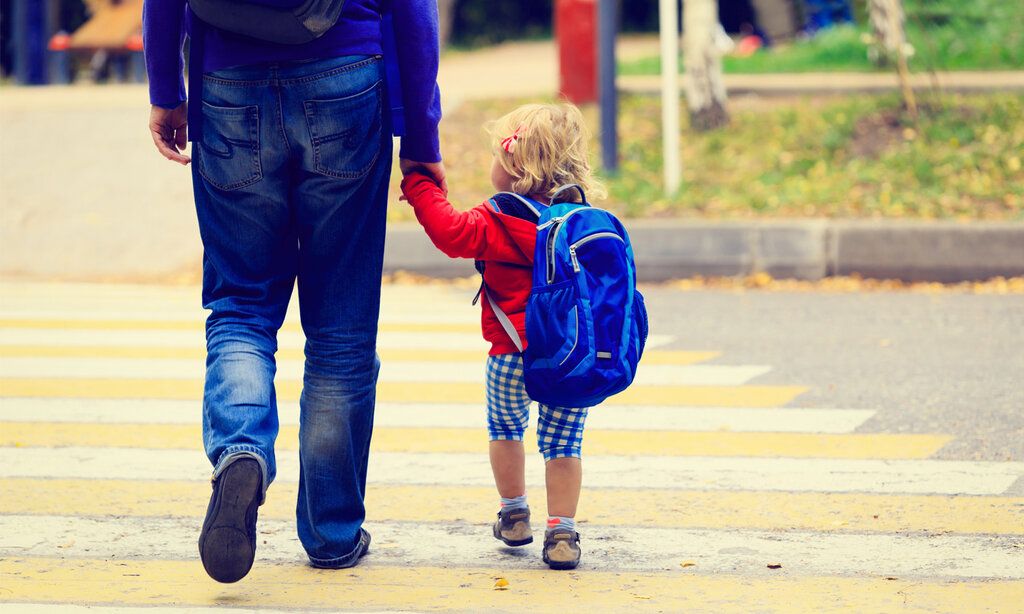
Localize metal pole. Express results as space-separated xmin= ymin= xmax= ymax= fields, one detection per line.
xmin=659 ymin=0 xmax=682 ymax=195
xmin=598 ymin=0 xmax=618 ymax=173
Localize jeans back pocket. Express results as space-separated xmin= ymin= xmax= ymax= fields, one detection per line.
xmin=197 ymin=102 xmax=262 ymax=191
xmin=303 ymin=80 xmax=383 ymax=180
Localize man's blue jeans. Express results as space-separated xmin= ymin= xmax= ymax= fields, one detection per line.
xmin=191 ymin=55 xmax=390 ymax=568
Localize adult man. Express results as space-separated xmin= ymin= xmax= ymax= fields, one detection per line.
xmin=143 ymin=0 xmax=443 ymax=583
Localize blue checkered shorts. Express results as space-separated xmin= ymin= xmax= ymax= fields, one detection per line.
xmin=485 ymin=353 xmax=589 ymax=461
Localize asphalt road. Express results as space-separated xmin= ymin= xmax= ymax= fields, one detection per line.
xmin=641 ymin=287 xmax=1024 ymax=470
xmin=1 ymin=281 xmax=1022 ymax=611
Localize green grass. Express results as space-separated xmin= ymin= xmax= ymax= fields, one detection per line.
xmin=619 ymin=0 xmax=1024 ymax=75
xmin=394 ymin=93 xmax=1024 ymax=222
xmin=602 ymin=93 xmax=1023 ymax=219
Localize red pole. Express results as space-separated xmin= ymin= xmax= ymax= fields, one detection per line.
xmin=555 ymin=0 xmax=598 ymax=104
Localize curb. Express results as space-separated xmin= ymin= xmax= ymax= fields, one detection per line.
xmin=384 ymin=221 xmax=1024 ymax=283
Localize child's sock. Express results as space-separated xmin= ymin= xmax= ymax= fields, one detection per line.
xmin=547 ymin=516 xmax=576 ymax=533
xmin=500 ymin=494 xmax=528 ymax=511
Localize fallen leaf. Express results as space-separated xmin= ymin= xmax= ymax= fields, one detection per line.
xmin=767 ymin=563 xmax=783 ymax=569
xmin=680 ymin=561 xmax=697 ymax=568
xmin=494 ymin=578 xmax=509 ymax=590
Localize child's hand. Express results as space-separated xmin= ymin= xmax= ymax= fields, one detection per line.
xmin=399 ymin=159 xmax=449 ymax=195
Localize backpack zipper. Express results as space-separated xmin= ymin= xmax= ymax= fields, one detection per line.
xmin=568 ymin=232 xmax=625 ymax=273
xmin=545 ymin=208 xmax=591 ymax=283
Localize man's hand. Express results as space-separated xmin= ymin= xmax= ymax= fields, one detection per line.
xmin=400 ymin=159 xmax=447 ymax=195
xmin=149 ymin=103 xmax=191 ymax=165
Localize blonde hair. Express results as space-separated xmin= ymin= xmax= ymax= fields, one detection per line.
xmin=487 ymin=103 xmax=606 ymax=202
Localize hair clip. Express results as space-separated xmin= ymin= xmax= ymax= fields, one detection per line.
xmin=500 ymin=126 xmax=522 ymax=154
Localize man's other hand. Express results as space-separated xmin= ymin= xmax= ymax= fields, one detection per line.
xmin=150 ymin=103 xmax=191 ymax=165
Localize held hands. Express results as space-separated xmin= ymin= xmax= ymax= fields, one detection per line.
xmin=149 ymin=103 xmax=191 ymax=165
xmin=399 ymin=159 xmax=448 ymax=201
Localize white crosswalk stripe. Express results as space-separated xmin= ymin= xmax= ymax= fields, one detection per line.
xmin=1 ymin=281 xmax=1022 ymax=612
xmin=2 ymin=447 xmax=1020 ymax=495
xmin=0 ymin=398 xmax=878 ymax=433
xmin=0 ymin=356 xmax=770 ymax=386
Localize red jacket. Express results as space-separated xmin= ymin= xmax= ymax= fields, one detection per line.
xmin=401 ymin=172 xmax=536 ymax=356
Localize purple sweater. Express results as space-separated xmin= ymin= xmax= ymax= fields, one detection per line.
xmin=142 ymin=0 xmax=441 ymax=162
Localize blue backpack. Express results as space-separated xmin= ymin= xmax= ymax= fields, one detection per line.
xmin=480 ymin=185 xmax=648 ymax=408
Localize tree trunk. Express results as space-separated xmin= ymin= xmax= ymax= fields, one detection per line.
xmin=683 ymin=0 xmax=728 ymax=131
xmin=868 ymin=0 xmax=906 ymax=58
xmin=437 ymin=0 xmax=456 ymax=49
xmin=868 ymin=0 xmax=917 ymax=119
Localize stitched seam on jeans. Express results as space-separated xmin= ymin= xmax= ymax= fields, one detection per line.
xmin=278 ymin=56 xmax=380 ymax=86
xmin=202 ymin=75 xmax=273 ymax=87
xmin=197 ymin=106 xmax=262 ymax=191
xmin=274 ymin=82 xmax=292 ymax=159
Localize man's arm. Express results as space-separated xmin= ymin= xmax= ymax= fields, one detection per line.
xmin=143 ymin=0 xmax=190 ymax=164
xmin=392 ymin=0 xmax=445 ymax=189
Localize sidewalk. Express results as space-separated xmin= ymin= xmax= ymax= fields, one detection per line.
xmin=440 ymin=38 xmax=1024 ymax=103
xmin=2 ymin=40 xmax=1022 ymax=284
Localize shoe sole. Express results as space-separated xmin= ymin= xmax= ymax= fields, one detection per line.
xmin=493 ymin=521 xmax=533 ymax=547
xmin=543 ymin=541 xmax=581 ymax=570
xmin=543 ymin=552 xmax=580 ymax=570
xmin=199 ymin=459 xmax=261 ymax=583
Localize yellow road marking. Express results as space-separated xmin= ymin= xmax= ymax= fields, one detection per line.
xmin=2 ymin=478 xmax=1020 ymax=534
xmin=1 ymin=557 xmax=1020 ymax=612
xmin=0 ymin=378 xmax=805 ymax=407
xmin=0 ymin=422 xmax=948 ymax=459
xmin=0 ymin=345 xmax=720 ymax=365
xmin=0 ymin=317 xmax=478 ymax=334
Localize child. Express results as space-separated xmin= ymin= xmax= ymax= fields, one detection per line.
xmin=400 ymin=103 xmax=604 ymax=570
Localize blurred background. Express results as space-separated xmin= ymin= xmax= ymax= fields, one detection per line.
xmin=0 ymin=0 xmax=1022 ymax=282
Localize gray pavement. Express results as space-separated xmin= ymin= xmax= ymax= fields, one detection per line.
xmin=640 ymin=286 xmax=1024 ymax=467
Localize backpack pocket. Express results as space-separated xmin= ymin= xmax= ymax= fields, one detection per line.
xmin=569 ymin=232 xmax=629 ymax=363
xmin=524 ymin=279 xmax=591 ymax=376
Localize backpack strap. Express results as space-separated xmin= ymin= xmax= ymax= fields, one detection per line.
xmin=473 ymin=192 xmax=538 ymax=352
xmin=550 ymin=184 xmax=587 ymax=205
xmin=489 ymin=192 xmax=546 ymax=221
xmin=482 ymin=284 xmax=524 ymax=353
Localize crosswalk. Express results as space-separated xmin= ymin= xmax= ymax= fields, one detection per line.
xmin=1 ymin=281 xmax=1022 ymax=612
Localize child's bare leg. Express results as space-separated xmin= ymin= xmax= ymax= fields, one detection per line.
xmin=489 ymin=440 xmax=526 ymax=498
xmin=545 ymin=457 xmax=582 ymax=517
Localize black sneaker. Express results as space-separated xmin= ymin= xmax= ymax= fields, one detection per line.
xmin=198 ymin=457 xmax=262 ymax=583
xmin=492 ymin=506 xmax=533 ymax=547
xmin=542 ymin=527 xmax=581 ymax=570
